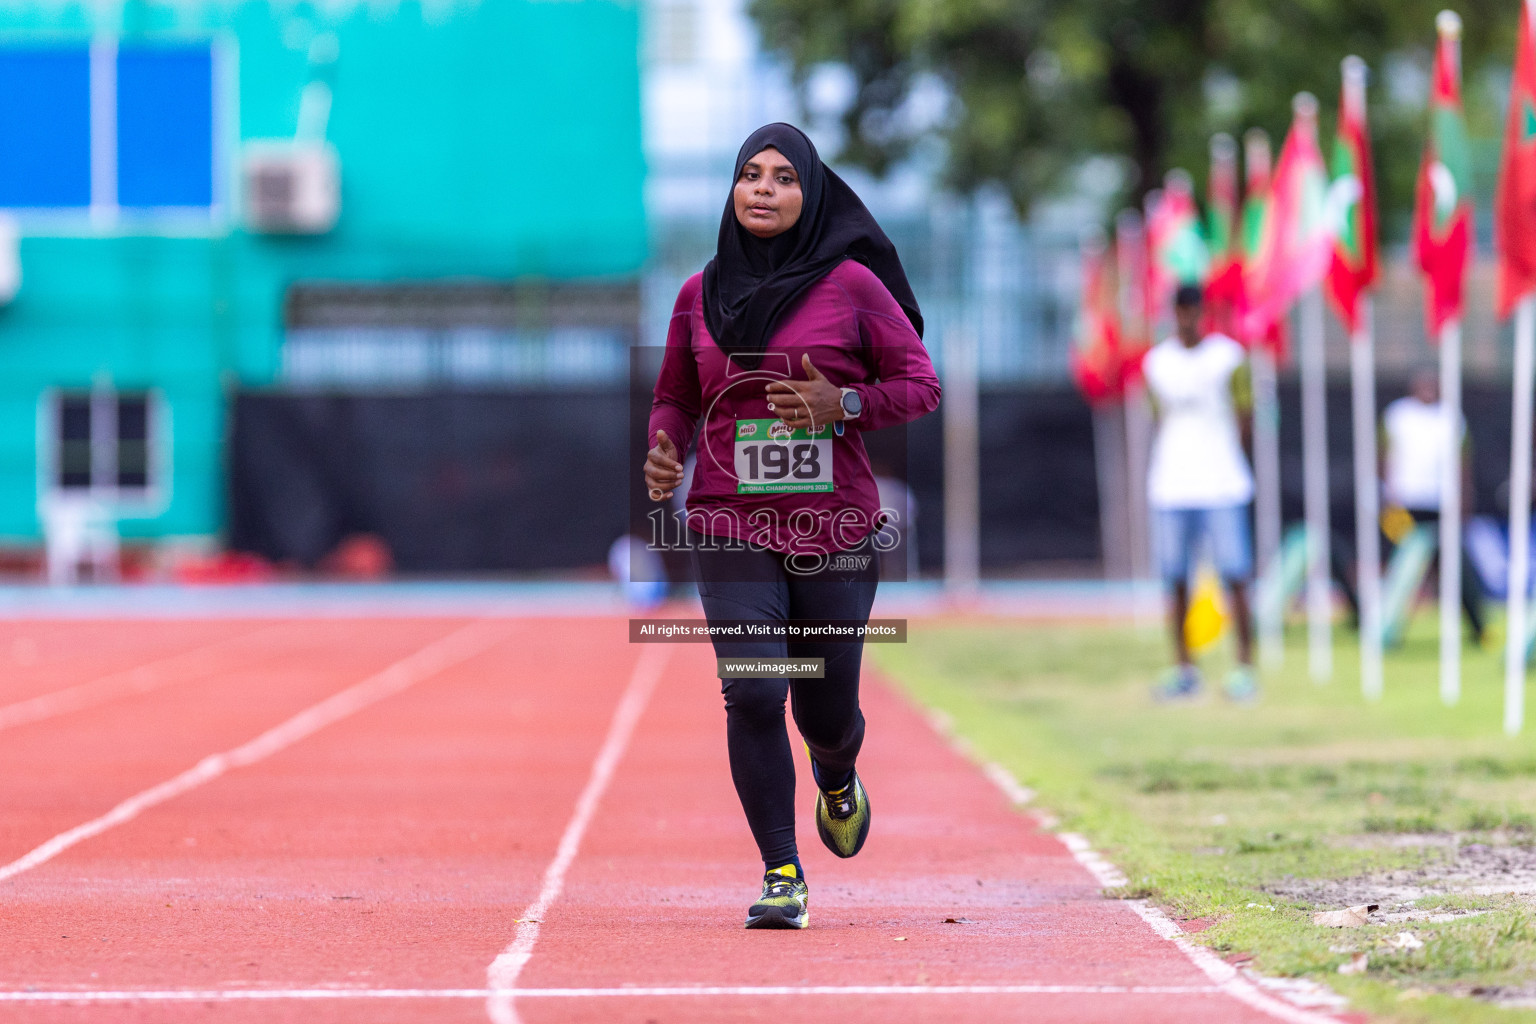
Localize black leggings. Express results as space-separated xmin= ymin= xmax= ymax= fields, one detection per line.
xmin=691 ymin=531 xmax=880 ymax=869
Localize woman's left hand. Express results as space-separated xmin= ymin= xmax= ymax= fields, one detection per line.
xmin=765 ymin=355 xmax=844 ymax=430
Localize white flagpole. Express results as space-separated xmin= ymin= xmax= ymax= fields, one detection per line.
xmin=1500 ymin=2 xmax=1536 ymax=735
xmin=1245 ymin=128 xmax=1285 ymax=668
xmin=1093 ymin=404 xmax=1132 ymax=579
xmin=1341 ymin=57 xmax=1383 ymax=701
xmin=1125 ymin=389 xmax=1154 ymax=585
xmin=1081 ymin=229 xmax=1132 ymax=581
xmin=1435 ymin=9 xmax=1465 ymax=707
xmin=1301 ymin=284 xmax=1333 ymax=681
xmin=1252 ymin=344 xmax=1284 ymax=667
xmin=1116 ymin=209 xmax=1154 ymax=590
xmin=1440 ymin=316 xmax=1463 ymax=704
xmin=1352 ymin=298 xmax=1383 ymax=700
xmin=943 ymin=327 xmax=980 ymax=602
xmin=1506 ymin=296 xmax=1535 ymax=734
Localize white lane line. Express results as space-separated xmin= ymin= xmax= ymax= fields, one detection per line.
xmin=981 ymin=760 xmax=1037 ymax=806
xmin=0 ymin=984 xmax=1223 ymax=1002
xmin=0 ymin=623 xmax=298 ymax=732
xmin=485 ymin=642 xmax=671 ymax=1024
xmin=920 ymin=709 xmax=1048 ymax=822
xmin=0 ymin=620 xmax=504 ymax=886
xmin=1058 ymin=832 xmax=1130 ymax=888
xmin=968 ymin=756 xmax=1349 ymax=1024
xmin=1128 ymin=902 xmax=1350 ymax=1020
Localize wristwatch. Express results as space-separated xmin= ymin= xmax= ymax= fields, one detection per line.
xmin=839 ymin=387 xmax=862 ymax=420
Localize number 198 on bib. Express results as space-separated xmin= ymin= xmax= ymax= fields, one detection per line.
xmin=733 ymin=419 xmax=834 ymax=494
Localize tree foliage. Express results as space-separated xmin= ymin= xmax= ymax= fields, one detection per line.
xmin=749 ymin=0 xmax=1516 ymax=226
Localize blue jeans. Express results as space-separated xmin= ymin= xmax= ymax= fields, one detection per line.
xmin=1154 ymin=504 xmax=1253 ymax=586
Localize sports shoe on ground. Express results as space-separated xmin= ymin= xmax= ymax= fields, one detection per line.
xmin=1152 ymin=665 xmax=1202 ymax=702
xmin=815 ymin=771 xmax=871 ymax=858
xmin=1224 ymin=666 xmax=1259 ymax=704
xmin=745 ymin=865 xmax=808 ymax=930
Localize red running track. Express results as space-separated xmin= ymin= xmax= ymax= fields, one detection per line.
xmin=0 ymin=617 xmax=1350 ymax=1023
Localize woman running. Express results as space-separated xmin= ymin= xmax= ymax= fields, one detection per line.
xmin=644 ymin=123 xmax=940 ymax=930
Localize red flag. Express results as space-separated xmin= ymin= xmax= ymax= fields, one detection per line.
xmin=1071 ymin=235 xmax=1123 ymax=405
xmin=1204 ymin=134 xmax=1245 ymax=339
xmin=1327 ymin=56 xmax=1380 ymax=334
xmin=1241 ymin=93 xmax=1333 ymax=343
xmin=1114 ymin=209 xmax=1152 ymax=386
xmin=1497 ymin=0 xmax=1536 ymax=317
xmin=1240 ymin=129 xmax=1290 ymax=359
xmin=1412 ymin=11 xmax=1473 ymax=337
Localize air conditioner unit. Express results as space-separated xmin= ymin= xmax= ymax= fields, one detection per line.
xmin=242 ymin=140 xmax=340 ymax=235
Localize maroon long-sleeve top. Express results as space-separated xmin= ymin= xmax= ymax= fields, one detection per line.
xmin=649 ymin=260 xmax=942 ymax=555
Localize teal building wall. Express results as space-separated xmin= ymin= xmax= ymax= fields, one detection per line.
xmin=0 ymin=0 xmax=645 ymax=542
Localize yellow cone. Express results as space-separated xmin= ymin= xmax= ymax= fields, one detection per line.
xmin=1381 ymin=504 xmax=1416 ymax=544
xmin=1184 ymin=568 xmax=1228 ymax=654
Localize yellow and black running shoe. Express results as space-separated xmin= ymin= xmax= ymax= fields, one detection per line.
xmin=815 ymin=771 xmax=871 ymax=858
xmin=745 ymin=865 xmax=808 ymax=930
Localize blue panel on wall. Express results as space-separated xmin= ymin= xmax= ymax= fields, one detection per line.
xmin=117 ymin=46 xmax=214 ymax=208
xmin=0 ymin=48 xmax=91 ymax=208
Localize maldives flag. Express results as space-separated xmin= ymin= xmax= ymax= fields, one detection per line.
xmin=1239 ymin=129 xmax=1287 ymax=356
xmin=1145 ymin=170 xmax=1210 ymax=324
xmin=1327 ymin=56 xmax=1379 ymax=334
xmin=1071 ymin=237 xmax=1123 ymax=405
xmin=1497 ymin=0 xmax=1536 ymax=318
xmin=1241 ymin=95 xmax=1333 ymax=343
xmin=1240 ymin=129 xmax=1275 ymax=284
xmin=1412 ymin=13 xmax=1473 ymax=337
xmin=1204 ymin=134 xmax=1245 ymax=339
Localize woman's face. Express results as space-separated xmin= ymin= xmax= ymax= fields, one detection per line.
xmin=733 ymin=147 xmax=803 ymax=238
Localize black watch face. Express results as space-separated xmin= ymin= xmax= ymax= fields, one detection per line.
xmin=843 ymin=391 xmax=862 ymax=416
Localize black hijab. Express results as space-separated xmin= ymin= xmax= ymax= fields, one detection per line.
xmin=701 ymin=123 xmax=923 ymax=368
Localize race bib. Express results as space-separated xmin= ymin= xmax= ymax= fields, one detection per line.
xmin=734 ymin=418 xmax=834 ymax=494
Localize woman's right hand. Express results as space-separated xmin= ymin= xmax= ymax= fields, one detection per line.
xmin=645 ymin=430 xmax=684 ymax=501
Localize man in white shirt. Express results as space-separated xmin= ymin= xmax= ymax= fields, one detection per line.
xmin=1143 ymin=284 xmax=1256 ymax=701
xmin=1380 ymin=368 xmax=1485 ymax=643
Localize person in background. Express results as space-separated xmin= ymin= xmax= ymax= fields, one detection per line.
xmin=1143 ymin=283 xmax=1258 ymax=702
xmin=1380 ymin=366 xmax=1486 ymax=644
